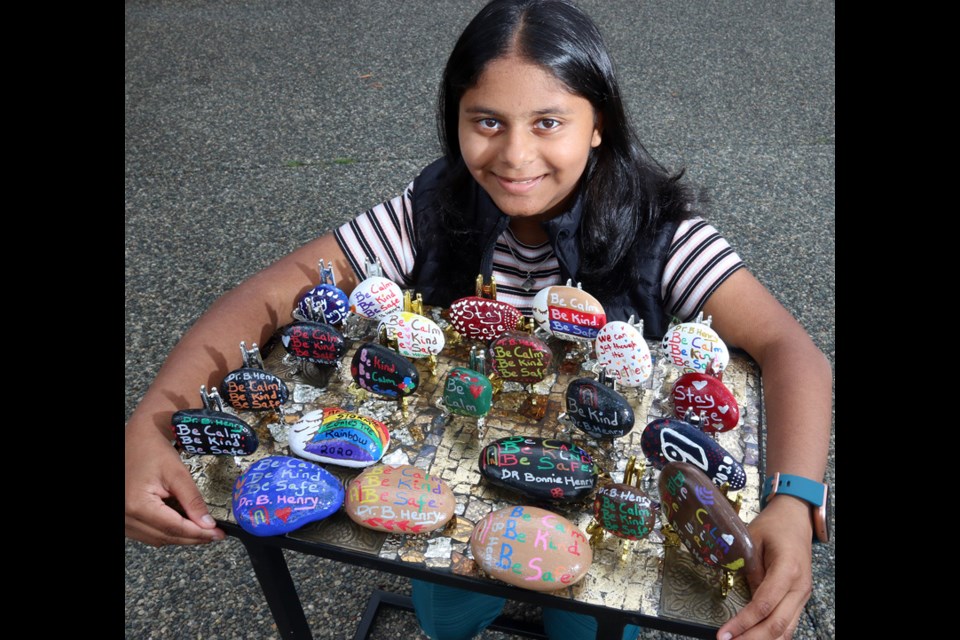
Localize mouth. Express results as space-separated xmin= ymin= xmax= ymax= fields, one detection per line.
xmin=494 ymin=174 xmax=545 ymax=195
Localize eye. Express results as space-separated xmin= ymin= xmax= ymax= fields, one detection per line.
xmin=537 ymin=118 xmax=561 ymax=130
xmin=477 ymin=118 xmax=500 ymax=130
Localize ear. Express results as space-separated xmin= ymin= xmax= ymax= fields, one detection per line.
xmin=591 ymin=111 xmax=603 ymax=148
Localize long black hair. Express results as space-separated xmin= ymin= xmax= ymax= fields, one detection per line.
xmin=433 ymin=0 xmax=697 ymax=298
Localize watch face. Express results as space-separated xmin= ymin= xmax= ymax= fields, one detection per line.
xmin=814 ymin=485 xmax=831 ymax=543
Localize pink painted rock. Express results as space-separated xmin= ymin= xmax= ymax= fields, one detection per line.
xmin=345 ymin=464 xmax=455 ymax=534
xmin=449 ymin=296 xmax=522 ymax=342
xmin=593 ymin=483 xmax=656 ymax=540
xmin=672 ymin=372 xmax=740 ymax=433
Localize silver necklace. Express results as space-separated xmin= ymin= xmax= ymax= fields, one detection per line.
xmin=502 ymin=232 xmax=555 ymax=292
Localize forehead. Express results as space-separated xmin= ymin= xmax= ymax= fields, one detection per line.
xmin=460 ymin=56 xmax=589 ymax=115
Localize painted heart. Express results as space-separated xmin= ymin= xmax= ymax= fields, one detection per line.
xmin=692 ymin=380 xmax=708 ymax=391
xmin=721 ymin=533 xmax=735 ymax=546
xmin=275 ymin=507 xmax=292 ymax=523
xmin=281 ymin=335 xmax=291 ymax=347
xmin=718 ymin=405 xmax=729 ymax=414
xmin=470 ymin=384 xmax=484 ymax=399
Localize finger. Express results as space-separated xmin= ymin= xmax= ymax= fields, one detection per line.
xmin=125 ymin=508 xmax=224 ymax=547
xmin=716 ymin=573 xmax=807 ymax=640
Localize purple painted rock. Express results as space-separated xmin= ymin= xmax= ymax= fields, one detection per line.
xmin=594 ymin=321 xmax=652 ymax=387
xmin=660 ymin=321 xmax=729 ymax=374
xmin=280 ymin=321 xmax=346 ymax=365
xmin=531 ymin=285 xmax=606 ymax=342
xmin=170 ymin=409 xmax=258 ymax=456
xmin=658 ymin=461 xmax=756 ymax=574
xmin=443 ymin=367 xmax=494 ymax=418
xmin=348 ymin=276 xmax=403 ymax=321
xmin=220 ymin=368 xmax=289 ymax=411
xmin=672 ymin=372 xmax=740 ymax=433
xmin=487 ymin=331 xmax=553 ymax=384
xmin=449 ymin=296 xmax=522 ymax=342
xmin=564 ymin=377 xmax=635 ymax=439
xmin=295 ymin=283 xmax=350 ymax=325
xmin=471 ymin=505 xmax=592 ymax=591
xmin=288 ymin=407 xmax=389 ymax=468
xmin=378 ymin=311 xmax=445 ymax=358
xmin=232 ymin=455 xmax=344 ymax=536
xmin=479 ymin=436 xmax=597 ymax=502
xmin=593 ymin=483 xmax=656 ymax=540
xmin=640 ymin=418 xmax=746 ymax=490
xmin=350 ymin=343 xmax=419 ymax=398
xmin=345 ymin=464 xmax=455 ymax=533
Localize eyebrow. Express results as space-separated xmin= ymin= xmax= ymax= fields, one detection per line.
xmin=462 ymin=106 xmax=574 ymax=117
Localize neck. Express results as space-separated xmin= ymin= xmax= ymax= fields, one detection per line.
xmin=508 ymin=218 xmax=549 ymax=245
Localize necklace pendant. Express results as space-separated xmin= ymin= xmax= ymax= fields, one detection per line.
xmin=521 ymin=275 xmax=536 ymax=292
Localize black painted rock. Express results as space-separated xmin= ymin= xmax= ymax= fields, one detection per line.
xmin=593 ymin=483 xmax=656 ymax=540
xmin=479 ymin=436 xmax=597 ymax=502
xmin=640 ymin=418 xmax=746 ymax=490
xmin=170 ymin=409 xmax=259 ymax=456
xmin=487 ymin=331 xmax=553 ymax=384
xmin=280 ymin=321 xmax=345 ymax=365
xmin=220 ymin=368 xmax=289 ymax=411
xmin=564 ymin=377 xmax=635 ymax=438
xmin=350 ymin=342 xmax=419 ymax=398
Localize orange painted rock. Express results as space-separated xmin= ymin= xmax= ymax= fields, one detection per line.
xmin=345 ymin=464 xmax=455 ymax=533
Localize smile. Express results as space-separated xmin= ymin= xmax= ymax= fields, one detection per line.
xmin=495 ymin=174 xmax=544 ymax=194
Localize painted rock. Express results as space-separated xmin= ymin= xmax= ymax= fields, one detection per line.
xmin=594 ymin=321 xmax=652 ymax=387
xmin=488 ymin=331 xmax=553 ymax=384
xmin=640 ymin=418 xmax=746 ymax=490
xmin=232 ymin=455 xmax=344 ymax=536
xmin=471 ymin=505 xmax=592 ymax=591
xmin=378 ymin=311 xmax=445 ymax=358
xmin=220 ymin=368 xmax=289 ymax=411
xmin=288 ymin=407 xmax=390 ymax=468
xmin=532 ymin=285 xmax=606 ymax=342
xmin=593 ymin=483 xmax=656 ymax=541
xmin=672 ymin=372 xmax=740 ymax=433
xmin=348 ymin=276 xmax=403 ymax=321
xmin=660 ymin=321 xmax=729 ymax=374
xmin=170 ymin=409 xmax=258 ymax=456
xmin=350 ymin=342 xmax=419 ymax=398
xmin=449 ymin=296 xmax=522 ymax=342
xmin=345 ymin=464 xmax=455 ymax=533
xmin=564 ymin=377 xmax=635 ymax=439
xmin=443 ymin=367 xmax=493 ymax=418
xmin=295 ymin=283 xmax=349 ymax=326
xmin=280 ymin=321 xmax=346 ymax=365
xmin=658 ymin=461 xmax=756 ymax=574
xmin=479 ymin=436 xmax=597 ymax=502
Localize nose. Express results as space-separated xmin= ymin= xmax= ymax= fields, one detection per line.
xmin=500 ymin=128 xmax=534 ymax=169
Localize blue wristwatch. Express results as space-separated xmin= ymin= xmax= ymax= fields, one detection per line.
xmin=761 ymin=473 xmax=831 ymax=543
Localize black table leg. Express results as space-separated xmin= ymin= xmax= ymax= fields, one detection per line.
xmin=238 ymin=537 xmax=313 ymax=639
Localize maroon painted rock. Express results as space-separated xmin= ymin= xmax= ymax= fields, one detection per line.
xmin=471 ymin=505 xmax=592 ymax=591
xmin=345 ymin=464 xmax=455 ymax=533
xmin=593 ymin=483 xmax=656 ymax=540
xmin=449 ymin=296 xmax=523 ymax=342
xmin=564 ymin=377 xmax=635 ymax=439
xmin=281 ymin=321 xmax=346 ymax=365
xmin=640 ymin=418 xmax=746 ymax=490
xmin=672 ymin=372 xmax=740 ymax=433
xmin=488 ymin=331 xmax=553 ymax=384
xmin=479 ymin=436 xmax=597 ymax=502
xmin=350 ymin=342 xmax=419 ymax=398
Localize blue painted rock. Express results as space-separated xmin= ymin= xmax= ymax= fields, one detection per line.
xmin=660 ymin=321 xmax=729 ymax=374
xmin=487 ymin=331 xmax=553 ymax=384
xmin=350 ymin=342 xmax=419 ymax=398
xmin=593 ymin=483 xmax=656 ymax=541
xmin=594 ymin=321 xmax=652 ymax=387
xmin=531 ymin=285 xmax=606 ymax=342
xmin=470 ymin=505 xmax=592 ymax=591
xmin=640 ymin=418 xmax=746 ymax=490
xmin=672 ymin=372 xmax=740 ymax=433
xmin=449 ymin=296 xmax=522 ymax=342
xmin=288 ymin=407 xmax=390 ymax=468
xmin=479 ymin=436 xmax=597 ymax=502
xmin=170 ymin=409 xmax=258 ymax=456
xmin=280 ymin=321 xmax=346 ymax=365
xmin=378 ymin=311 xmax=445 ymax=358
xmin=220 ymin=368 xmax=289 ymax=411
xmin=232 ymin=455 xmax=344 ymax=536
xmin=348 ymin=276 xmax=403 ymax=321
xmin=564 ymin=377 xmax=635 ymax=439
xmin=443 ymin=367 xmax=493 ymax=418
xmin=658 ymin=461 xmax=756 ymax=573
xmin=345 ymin=464 xmax=456 ymax=533
xmin=295 ymin=283 xmax=349 ymax=325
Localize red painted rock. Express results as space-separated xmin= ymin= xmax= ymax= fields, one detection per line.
xmin=593 ymin=483 xmax=656 ymax=540
xmin=345 ymin=464 xmax=456 ymax=533
xmin=488 ymin=331 xmax=553 ymax=384
xmin=532 ymin=285 xmax=606 ymax=342
xmin=470 ymin=505 xmax=592 ymax=591
xmin=672 ymin=372 xmax=740 ymax=433
xmin=449 ymin=296 xmax=522 ymax=342
xmin=378 ymin=311 xmax=445 ymax=358
xmin=594 ymin=320 xmax=652 ymax=387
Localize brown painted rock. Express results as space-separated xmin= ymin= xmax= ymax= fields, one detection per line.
xmin=593 ymin=483 xmax=656 ymax=540
xmin=487 ymin=331 xmax=553 ymax=384
xmin=345 ymin=464 xmax=455 ymax=533
xmin=470 ymin=505 xmax=592 ymax=591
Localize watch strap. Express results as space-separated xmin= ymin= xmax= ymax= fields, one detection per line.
xmin=761 ymin=472 xmax=826 ymax=509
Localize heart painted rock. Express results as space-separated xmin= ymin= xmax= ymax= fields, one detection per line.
xmin=350 ymin=342 xmax=419 ymax=398
xmin=640 ymin=418 xmax=746 ymax=490
xmin=594 ymin=321 xmax=652 ymax=387
xmin=378 ymin=311 xmax=445 ymax=358
xmin=443 ymin=367 xmax=493 ymax=418
xmin=288 ymin=407 xmax=390 ymax=467
xmin=232 ymin=455 xmax=344 ymax=536
xmin=532 ymin=285 xmax=606 ymax=342
xmin=660 ymin=321 xmax=729 ymax=374
xmin=295 ymin=283 xmax=349 ymax=326
xmin=220 ymin=368 xmax=289 ymax=411
xmin=658 ymin=461 xmax=756 ymax=574
xmin=593 ymin=483 xmax=656 ymax=540
xmin=345 ymin=464 xmax=456 ymax=533
xmin=672 ymin=372 xmax=740 ymax=433
xmin=488 ymin=331 xmax=553 ymax=384
xmin=564 ymin=377 xmax=635 ymax=439
xmin=348 ymin=276 xmax=403 ymax=321
xmin=449 ymin=296 xmax=522 ymax=342
xmin=280 ymin=321 xmax=346 ymax=365
xmin=479 ymin=436 xmax=597 ymax=502
xmin=471 ymin=505 xmax=592 ymax=591
xmin=170 ymin=409 xmax=259 ymax=456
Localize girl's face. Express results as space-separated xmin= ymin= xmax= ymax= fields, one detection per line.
xmin=458 ymin=55 xmax=602 ymax=226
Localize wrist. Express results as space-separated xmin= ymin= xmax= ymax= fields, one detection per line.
xmin=760 ymin=472 xmax=831 ymax=543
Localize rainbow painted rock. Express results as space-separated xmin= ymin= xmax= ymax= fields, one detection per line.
xmin=280 ymin=321 xmax=346 ymax=365
xmin=479 ymin=436 xmax=597 ymax=502
xmin=296 ymin=283 xmax=349 ymax=325
xmin=593 ymin=483 xmax=656 ymax=540
xmin=443 ymin=367 xmax=493 ymax=418
xmin=171 ymin=409 xmax=258 ymax=456
xmin=378 ymin=311 xmax=445 ymax=358
xmin=220 ymin=368 xmax=289 ymax=411
xmin=658 ymin=461 xmax=756 ymax=573
xmin=640 ymin=418 xmax=746 ymax=490
xmin=232 ymin=455 xmax=344 ymax=536
xmin=345 ymin=464 xmax=456 ymax=533
xmin=660 ymin=321 xmax=729 ymax=374
xmin=672 ymin=372 xmax=740 ymax=433
xmin=488 ymin=331 xmax=553 ymax=384
xmin=532 ymin=285 xmax=606 ymax=342
xmin=288 ymin=407 xmax=390 ymax=468
xmin=471 ymin=505 xmax=592 ymax=592
xmin=564 ymin=377 xmax=635 ymax=439
xmin=594 ymin=321 xmax=652 ymax=387
xmin=449 ymin=296 xmax=522 ymax=342
xmin=348 ymin=276 xmax=403 ymax=321
xmin=351 ymin=343 xmax=419 ymax=398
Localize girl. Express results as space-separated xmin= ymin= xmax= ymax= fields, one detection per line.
xmin=125 ymin=1 xmax=831 ymax=639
